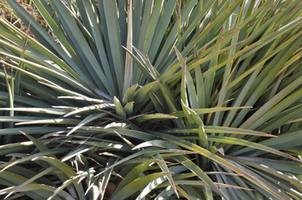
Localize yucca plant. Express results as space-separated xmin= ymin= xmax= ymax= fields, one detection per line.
xmin=1 ymin=0 xmax=302 ymax=199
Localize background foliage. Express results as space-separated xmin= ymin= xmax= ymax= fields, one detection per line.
xmin=1 ymin=0 xmax=302 ymax=199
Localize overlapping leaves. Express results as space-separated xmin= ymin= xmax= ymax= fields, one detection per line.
xmin=0 ymin=0 xmax=302 ymax=199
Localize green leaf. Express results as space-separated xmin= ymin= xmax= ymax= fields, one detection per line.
xmin=0 ymin=127 xmax=66 ymax=136
xmin=154 ymin=153 xmax=179 ymax=198
xmin=34 ymin=156 xmax=86 ymax=200
xmin=123 ymin=0 xmax=133 ymax=95
xmin=64 ymin=103 xmax=114 ymax=117
xmin=66 ymin=113 xmax=107 ymax=136
xmin=113 ymin=160 xmax=154 ymax=196
xmin=101 ymin=0 xmax=124 ymax=96
xmin=111 ymin=172 xmax=167 ymax=200
xmin=137 ymin=165 xmax=187 ymax=200
xmin=173 ymin=155 xmax=228 ymax=200
xmin=171 ymin=106 xmax=252 ymax=117
xmin=122 ymin=84 xmax=138 ymax=105
xmin=166 ymin=126 xmax=275 ymax=137
xmin=135 ymin=113 xmax=177 ymax=123
xmin=99 ymin=158 xmax=118 ymax=200
xmin=198 ymin=124 xmax=208 ymax=149
xmin=124 ymin=101 xmax=134 ymax=116
xmin=152 ymin=132 xmax=287 ymax=199
xmin=114 ymin=96 xmax=127 ymax=118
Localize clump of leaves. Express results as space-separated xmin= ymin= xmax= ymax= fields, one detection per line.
xmin=1 ymin=0 xmax=302 ymax=199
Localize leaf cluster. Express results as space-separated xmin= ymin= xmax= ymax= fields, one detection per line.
xmin=0 ymin=0 xmax=302 ymax=199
